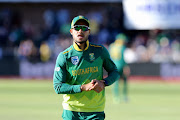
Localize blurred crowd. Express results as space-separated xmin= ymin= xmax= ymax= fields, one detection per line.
xmin=0 ymin=8 xmax=180 ymax=64
xmin=124 ymin=30 xmax=180 ymax=63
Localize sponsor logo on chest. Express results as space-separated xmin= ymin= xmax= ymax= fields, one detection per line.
xmin=71 ymin=56 xmax=79 ymax=65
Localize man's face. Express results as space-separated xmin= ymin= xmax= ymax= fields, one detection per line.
xmin=70 ymin=20 xmax=90 ymax=44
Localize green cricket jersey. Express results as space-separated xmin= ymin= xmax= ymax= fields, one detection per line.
xmin=53 ymin=40 xmax=119 ymax=112
xmin=109 ymin=40 xmax=127 ymax=72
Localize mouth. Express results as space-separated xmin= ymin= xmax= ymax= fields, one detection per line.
xmin=77 ymin=34 xmax=84 ymax=38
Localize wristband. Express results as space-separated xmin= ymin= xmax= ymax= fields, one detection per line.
xmin=102 ymin=80 xmax=108 ymax=86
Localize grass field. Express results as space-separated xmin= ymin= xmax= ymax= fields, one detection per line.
xmin=0 ymin=79 xmax=180 ymax=120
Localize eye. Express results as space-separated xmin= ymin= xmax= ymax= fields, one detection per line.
xmin=73 ymin=25 xmax=89 ymax=31
xmin=81 ymin=27 xmax=89 ymax=31
xmin=74 ymin=26 xmax=81 ymax=31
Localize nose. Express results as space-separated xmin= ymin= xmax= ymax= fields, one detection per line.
xmin=78 ymin=29 xmax=83 ymax=32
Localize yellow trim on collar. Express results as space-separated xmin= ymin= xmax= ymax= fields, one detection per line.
xmin=73 ymin=40 xmax=89 ymax=51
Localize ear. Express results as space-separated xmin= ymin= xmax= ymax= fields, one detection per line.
xmin=88 ymin=29 xmax=91 ymax=34
xmin=70 ymin=29 xmax=73 ymax=35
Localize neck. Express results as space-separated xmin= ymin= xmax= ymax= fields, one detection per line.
xmin=75 ymin=41 xmax=86 ymax=50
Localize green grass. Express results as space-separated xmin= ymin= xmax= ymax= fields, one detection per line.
xmin=0 ymin=79 xmax=180 ymax=120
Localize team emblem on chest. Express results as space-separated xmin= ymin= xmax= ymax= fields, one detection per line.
xmin=71 ymin=56 xmax=79 ymax=65
xmin=89 ymin=53 xmax=95 ymax=61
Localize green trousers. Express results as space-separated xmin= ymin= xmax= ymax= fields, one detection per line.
xmin=113 ymin=73 xmax=128 ymax=102
xmin=62 ymin=109 xmax=105 ymax=120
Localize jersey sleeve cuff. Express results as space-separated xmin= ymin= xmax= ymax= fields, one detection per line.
xmin=73 ymin=85 xmax=82 ymax=93
xmin=103 ymin=79 xmax=109 ymax=86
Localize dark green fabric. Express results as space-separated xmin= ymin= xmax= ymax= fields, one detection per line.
xmin=62 ymin=109 xmax=105 ymax=120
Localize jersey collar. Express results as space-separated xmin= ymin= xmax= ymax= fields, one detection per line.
xmin=73 ymin=40 xmax=89 ymax=51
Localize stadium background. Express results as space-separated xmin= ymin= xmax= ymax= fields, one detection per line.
xmin=0 ymin=0 xmax=180 ymax=120
xmin=0 ymin=0 xmax=180 ymax=79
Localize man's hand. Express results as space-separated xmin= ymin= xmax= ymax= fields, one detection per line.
xmin=90 ymin=79 xmax=105 ymax=93
xmin=80 ymin=81 xmax=95 ymax=91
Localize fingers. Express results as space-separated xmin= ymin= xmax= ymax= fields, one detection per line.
xmin=88 ymin=84 xmax=95 ymax=91
xmin=82 ymin=79 xmax=105 ymax=93
xmin=92 ymin=80 xmax=105 ymax=93
xmin=88 ymin=79 xmax=97 ymax=90
xmin=81 ymin=82 xmax=95 ymax=91
xmin=91 ymin=79 xmax=97 ymax=84
xmin=85 ymin=81 xmax=96 ymax=91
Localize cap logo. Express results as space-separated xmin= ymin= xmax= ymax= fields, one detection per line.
xmin=79 ymin=16 xmax=83 ymax=19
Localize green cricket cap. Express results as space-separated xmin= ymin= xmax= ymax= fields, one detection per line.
xmin=71 ymin=15 xmax=90 ymax=28
xmin=115 ymin=33 xmax=128 ymax=42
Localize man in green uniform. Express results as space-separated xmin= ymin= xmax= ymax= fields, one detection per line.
xmin=109 ymin=33 xmax=130 ymax=103
xmin=53 ymin=15 xmax=119 ymax=120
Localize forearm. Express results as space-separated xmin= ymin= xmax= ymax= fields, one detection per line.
xmin=54 ymin=82 xmax=81 ymax=94
xmin=102 ymin=46 xmax=120 ymax=86
xmin=103 ymin=70 xmax=120 ymax=86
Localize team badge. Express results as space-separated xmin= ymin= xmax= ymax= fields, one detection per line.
xmin=71 ymin=56 xmax=79 ymax=65
xmin=89 ymin=53 xmax=95 ymax=61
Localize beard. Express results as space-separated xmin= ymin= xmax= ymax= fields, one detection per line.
xmin=77 ymin=40 xmax=87 ymax=44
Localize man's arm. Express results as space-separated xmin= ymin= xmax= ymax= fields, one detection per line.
xmin=102 ymin=46 xmax=120 ymax=86
xmin=89 ymin=46 xmax=120 ymax=93
xmin=53 ymin=53 xmax=94 ymax=94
